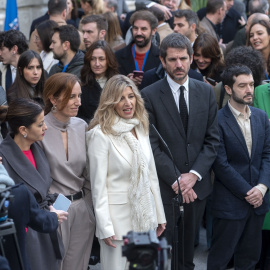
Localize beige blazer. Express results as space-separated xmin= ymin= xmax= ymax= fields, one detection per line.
xmin=86 ymin=125 xmax=166 ymax=240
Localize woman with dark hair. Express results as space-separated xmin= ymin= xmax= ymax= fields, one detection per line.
xmin=103 ymin=12 xmax=125 ymax=51
xmin=0 ymin=98 xmax=68 ymax=270
xmin=78 ymin=40 xmax=119 ymax=123
xmin=7 ymin=50 xmax=45 ymax=105
xmin=247 ymin=19 xmax=270 ymax=81
xmin=87 ymin=74 xmax=166 ymax=270
xmin=39 ymin=73 xmax=95 ymax=270
xmin=35 ymin=20 xmax=59 ymax=73
xmin=191 ymin=32 xmax=224 ymax=85
xmin=66 ymin=0 xmax=80 ymax=29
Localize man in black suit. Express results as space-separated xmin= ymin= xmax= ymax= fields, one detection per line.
xmin=141 ymin=33 xmax=219 ymax=270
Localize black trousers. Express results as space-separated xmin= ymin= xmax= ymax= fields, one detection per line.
xmin=162 ymin=197 xmax=207 ymax=270
xmin=207 ymin=208 xmax=265 ymax=270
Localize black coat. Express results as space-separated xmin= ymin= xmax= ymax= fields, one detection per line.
xmin=115 ymin=42 xmax=161 ymax=76
xmin=77 ymin=80 xmax=102 ymax=124
xmin=0 ymin=135 xmax=63 ymax=270
xmin=2 ymin=183 xmax=58 ymax=270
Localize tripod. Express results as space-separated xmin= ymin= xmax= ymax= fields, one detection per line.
xmin=0 ymin=218 xmax=25 ymax=270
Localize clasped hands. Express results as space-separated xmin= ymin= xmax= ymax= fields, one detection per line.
xmin=245 ymin=187 xmax=263 ymax=208
xmin=171 ymin=173 xmax=198 ymax=203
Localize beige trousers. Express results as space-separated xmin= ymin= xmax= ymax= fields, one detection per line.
xmin=59 ymin=192 xmax=95 ymax=270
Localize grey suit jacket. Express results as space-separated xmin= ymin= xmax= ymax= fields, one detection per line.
xmin=200 ymin=17 xmax=219 ymax=41
xmin=141 ymin=77 xmax=219 ymax=204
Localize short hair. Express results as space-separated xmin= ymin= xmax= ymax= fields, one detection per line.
xmin=130 ymin=10 xmax=158 ymax=30
xmin=89 ymin=74 xmax=149 ymax=134
xmin=36 ymin=20 xmax=58 ymax=52
xmin=192 ymin=33 xmax=224 ymax=79
xmin=81 ymin=14 xmax=108 ymax=32
xmin=174 ymin=9 xmax=199 ymax=27
xmin=0 ymin=32 xmax=5 ymax=48
xmin=81 ymin=40 xmax=118 ymax=86
xmin=48 ymin=0 xmax=67 ymax=16
xmin=104 ymin=0 xmax=118 ymax=11
xmin=53 ymin=25 xmax=80 ymax=52
xmin=221 ymin=65 xmax=253 ymax=89
xmin=160 ymin=33 xmax=193 ymax=60
xmin=225 ymin=46 xmax=264 ymax=87
xmin=0 ymin=98 xmax=43 ymax=135
xmin=2 ymin=30 xmax=28 ymax=54
xmin=149 ymin=6 xmax=165 ymax=22
xmin=206 ymin=0 xmax=225 ymax=14
xmin=43 ymin=73 xmax=80 ymax=115
xmin=249 ymin=0 xmax=269 ymax=15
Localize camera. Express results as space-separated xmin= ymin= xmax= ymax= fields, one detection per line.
xmin=122 ymin=230 xmax=171 ymax=270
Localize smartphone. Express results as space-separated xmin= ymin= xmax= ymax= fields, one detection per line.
xmin=205 ymin=77 xmax=216 ymax=86
xmin=53 ymin=194 xmax=71 ymax=212
xmin=133 ymin=70 xmax=144 ymax=78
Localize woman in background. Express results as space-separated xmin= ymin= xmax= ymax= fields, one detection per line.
xmin=35 ymin=20 xmax=59 ymax=73
xmin=7 ymin=50 xmax=45 ymax=105
xmin=0 ymin=98 xmax=68 ymax=270
xmin=103 ymin=12 xmax=125 ymax=51
xmin=87 ymin=74 xmax=166 ymax=270
xmin=78 ymin=40 xmax=118 ymax=123
xmin=191 ymin=33 xmax=224 ymax=86
xmin=247 ymin=19 xmax=270 ymax=81
xmin=40 ymin=73 xmax=95 ymax=270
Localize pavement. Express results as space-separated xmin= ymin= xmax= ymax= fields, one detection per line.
xmin=89 ymin=226 xmax=211 ymax=270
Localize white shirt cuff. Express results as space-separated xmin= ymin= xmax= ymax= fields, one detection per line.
xmin=146 ymin=2 xmax=155 ymax=8
xmin=190 ymin=170 xmax=202 ymax=181
xmin=255 ymin=184 xmax=268 ymax=197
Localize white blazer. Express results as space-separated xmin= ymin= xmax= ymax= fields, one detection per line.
xmin=86 ymin=125 xmax=166 ymax=240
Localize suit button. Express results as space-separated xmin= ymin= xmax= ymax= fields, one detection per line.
xmin=187 ymin=143 xmax=190 ymax=146
xmin=185 ymin=162 xmax=189 ymax=166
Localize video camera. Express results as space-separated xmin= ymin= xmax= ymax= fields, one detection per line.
xmin=0 ymin=187 xmax=14 ymax=223
xmin=122 ymin=230 xmax=171 ymax=270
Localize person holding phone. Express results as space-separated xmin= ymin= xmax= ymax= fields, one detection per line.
xmin=191 ymin=33 xmax=224 ymax=87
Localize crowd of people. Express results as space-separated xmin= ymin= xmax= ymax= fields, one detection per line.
xmin=0 ymin=0 xmax=270 ymax=270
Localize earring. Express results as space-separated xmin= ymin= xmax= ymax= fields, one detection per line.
xmin=51 ymin=104 xmax=57 ymax=113
xmin=23 ymin=134 xmax=27 ymax=138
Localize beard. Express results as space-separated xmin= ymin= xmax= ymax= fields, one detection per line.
xmin=166 ymin=67 xmax=188 ymax=83
xmin=133 ymin=34 xmax=152 ymax=48
xmin=231 ymin=89 xmax=254 ymax=105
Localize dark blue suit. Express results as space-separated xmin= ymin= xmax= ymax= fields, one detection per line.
xmin=207 ymin=103 xmax=270 ymax=270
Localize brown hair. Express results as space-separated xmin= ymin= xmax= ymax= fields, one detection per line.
xmin=103 ymin=12 xmax=122 ymax=45
xmin=81 ymin=40 xmax=118 ymax=86
xmin=43 ymin=73 xmax=80 ymax=115
xmin=192 ymin=33 xmax=224 ymax=78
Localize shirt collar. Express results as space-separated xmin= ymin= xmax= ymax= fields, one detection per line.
xmin=167 ymin=74 xmax=189 ymax=94
xmin=228 ymin=100 xmax=251 ymax=119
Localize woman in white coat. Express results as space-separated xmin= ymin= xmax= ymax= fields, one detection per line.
xmin=86 ymin=74 xmax=166 ymax=270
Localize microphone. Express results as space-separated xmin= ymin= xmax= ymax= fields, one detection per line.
xmin=151 ymin=124 xmax=183 ymax=212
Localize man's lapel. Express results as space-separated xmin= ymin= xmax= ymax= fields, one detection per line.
xmin=159 ymin=78 xmax=186 ymax=139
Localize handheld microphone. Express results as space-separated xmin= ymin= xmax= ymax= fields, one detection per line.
xmin=151 ymin=124 xmax=183 ymax=211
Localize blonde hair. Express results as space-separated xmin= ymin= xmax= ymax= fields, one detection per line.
xmin=89 ymin=75 xmax=149 ymax=134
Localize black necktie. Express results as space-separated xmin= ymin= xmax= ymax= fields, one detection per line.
xmin=5 ymin=65 xmax=12 ymax=91
xmin=179 ymin=85 xmax=188 ymax=133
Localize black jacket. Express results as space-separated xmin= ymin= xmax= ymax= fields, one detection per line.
xmin=49 ymin=50 xmax=84 ymax=78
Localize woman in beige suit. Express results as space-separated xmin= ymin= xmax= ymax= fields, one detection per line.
xmin=86 ymin=74 xmax=166 ymax=270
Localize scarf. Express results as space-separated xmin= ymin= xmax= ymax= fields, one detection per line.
xmin=111 ymin=117 xmax=158 ymax=232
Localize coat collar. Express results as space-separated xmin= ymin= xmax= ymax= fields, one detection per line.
xmin=222 ymin=103 xmax=258 ymax=159
xmin=0 ymin=134 xmax=52 ymax=199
